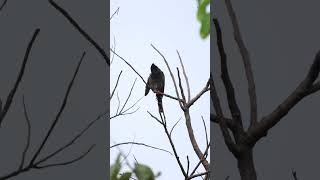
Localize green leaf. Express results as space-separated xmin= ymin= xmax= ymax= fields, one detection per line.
xmin=197 ymin=0 xmax=210 ymax=39
xmin=110 ymin=154 xmax=122 ymax=180
xmin=119 ymin=172 xmax=132 ymax=180
xmin=134 ymin=163 xmax=155 ymax=180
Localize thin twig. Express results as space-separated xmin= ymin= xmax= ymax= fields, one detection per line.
xmin=110 ymin=36 xmax=116 ymax=64
xmin=186 ymin=156 xmax=190 ymax=176
xmin=224 ymin=0 xmax=258 ymax=127
xmin=109 ymin=48 xmax=147 ymax=85
xmin=110 ymin=7 xmax=120 ymax=21
xmin=169 ymin=117 xmax=182 ymax=137
xmin=210 ymin=76 xmax=239 ymax=155
xmin=110 ymin=141 xmax=172 ymax=155
xmin=110 ymin=70 xmax=123 ymax=100
xmin=29 ymin=52 xmax=86 ymax=165
xmin=36 ymin=111 xmax=104 ymax=165
xmin=177 ymin=68 xmax=186 ymax=102
xmin=49 ymin=0 xmax=110 ymax=65
xmin=119 ymin=78 xmax=137 ymax=113
xmin=0 ymin=0 xmax=8 ymax=11
xmin=292 ymin=169 xmax=298 ymax=180
xmin=0 ymin=29 xmax=40 ymax=127
xmin=35 ymin=145 xmax=95 ymax=169
xmin=189 ymin=142 xmax=210 ymax=178
xmin=213 ymin=18 xmax=243 ymax=128
xmin=188 ymin=171 xmax=210 ymax=179
xmin=177 ymin=50 xmax=191 ymax=102
xmin=19 ymin=96 xmax=31 ymax=170
xmin=147 ymin=111 xmax=187 ymax=178
xmin=187 ymin=79 xmax=210 ymax=108
xmin=201 ymin=116 xmax=209 ymax=147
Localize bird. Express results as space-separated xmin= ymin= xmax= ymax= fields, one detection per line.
xmin=145 ymin=63 xmax=165 ymax=112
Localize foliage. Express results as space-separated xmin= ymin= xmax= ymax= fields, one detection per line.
xmin=197 ymin=0 xmax=210 ymax=39
xmin=110 ymin=154 xmax=157 ymax=180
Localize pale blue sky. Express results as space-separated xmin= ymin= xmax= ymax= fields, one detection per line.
xmin=110 ymin=0 xmax=210 ymax=179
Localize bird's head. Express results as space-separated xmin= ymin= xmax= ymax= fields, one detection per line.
xmin=151 ymin=63 xmax=160 ymax=73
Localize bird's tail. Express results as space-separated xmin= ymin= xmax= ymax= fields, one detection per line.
xmin=156 ymin=94 xmax=163 ymax=112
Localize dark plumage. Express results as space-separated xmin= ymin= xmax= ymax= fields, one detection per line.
xmin=145 ymin=64 xmax=165 ymax=112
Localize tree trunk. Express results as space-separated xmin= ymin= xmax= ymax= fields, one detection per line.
xmin=237 ymin=149 xmax=257 ymax=180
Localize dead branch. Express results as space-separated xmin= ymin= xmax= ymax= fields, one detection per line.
xmin=49 ymin=0 xmax=110 ymax=65
xmin=213 ymin=18 xmax=243 ymax=129
xmin=0 ymin=52 xmax=101 ymax=180
xmin=210 ymin=76 xmax=239 ymax=156
xmin=110 ymin=7 xmax=120 ymax=21
xmin=110 ymin=78 xmax=142 ymax=119
xmin=224 ymin=0 xmax=258 ymax=127
xmin=189 ymin=141 xmax=210 ymax=178
xmin=19 ymin=96 xmax=31 ymax=170
xmin=201 ymin=116 xmax=209 ymax=147
xmin=147 ymin=111 xmax=187 ymax=178
xmin=29 ymin=52 xmax=86 ymax=166
xmin=184 ymin=109 xmax=209 ymax=170
xmin=0 ymin=0 xmax=8 ymax=11
xmin=247 ymin=51 xmax=320 ymax=145
xmin=186 ymin=79 xmax=210 ymax=108
xmin=177 ymin=50 xmax=191 ymax=101
xmin=110 ymin=70 xmax=123 ymax=100
xmin=0 ymin=29 xmax=40 ymax=127
xmin=110 ymin=141 xmax=173 ymax=155
xmin=292 ymin=170 xmax=298 ymax=180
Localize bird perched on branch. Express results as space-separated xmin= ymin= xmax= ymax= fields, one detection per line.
xmin=145 ymin=63 xmax=165 ymax=112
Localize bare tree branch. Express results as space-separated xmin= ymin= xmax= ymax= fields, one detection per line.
xmin=177 ymin=68 xmax=186 ymax=102
xmin=35 ymin=111 xmax=104 ymax=165
xmin=211 ymin=113 xmax=236 ymax=133
xmin=292 ymin=170 xmax=298 ymax=180
xmin=19 ymin=96 xmax=31 ymax=170
xmin=34 ymin=145 xmax=95 ymax=169
xmin=119 ymin=78 xmax=137 ymax=113
xmin=224 ymin=0 xmax=258 ymax=127
xmin=110 ymin=141 xmax=173 ymax=155
xmin=177 ymin=50 xmax=191 ymax=101
xmin=213 ymin=18 xmax=243 ymax=129
xmin=0 ymin=52 xmax=97 ymax=180
xmin=110 ymin=7 xmax=120 ymax=21
xmin=210 ymin=76 xmax=239 ymax=155
xmin=189 ymin=141 xmax=210 ymax=178
xmin=188 ymin=171 xmax=210 ymax=180
xmin=184 ymin=109 xmax=209 ymax=170
xmin=110 ymin=36 xmax=116 ymax=64
xmin=29 ymin=52 xmax=86 ymax=165
xmin=186 ymin=156 xmax=190 ymax=176
xmin=110 ymin=70 xmax=123 ymax=100
xmin=247 ymin=51 xmax=320 ymax=145
xmin=169 ymin=117 xmax=182 ymax=137
xmin=110 ymin=79 xmax=142 ymax=119
xmin=0 ymin=29 xmax=40 ymax=127
xmin=0 ymin=0 xmax=8 ymax=11
xmin=201 ymin=116 xmax=209 ymax=147
xmin=49 ymin=0 xmax=110 ymax=65
xmin=186 ymin=79 xmax=210 ymax=108
xmin=147 ymin=111 xmax=187 ymax=178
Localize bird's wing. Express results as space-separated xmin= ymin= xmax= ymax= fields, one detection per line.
xmin=145 ymin=75 xmax=151 ymax=96
xmin=160 ymin=71 xmax=165 ymax=93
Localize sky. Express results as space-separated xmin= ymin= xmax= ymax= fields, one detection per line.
xmin=110 ymin=0 xmax=210 ymax=179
